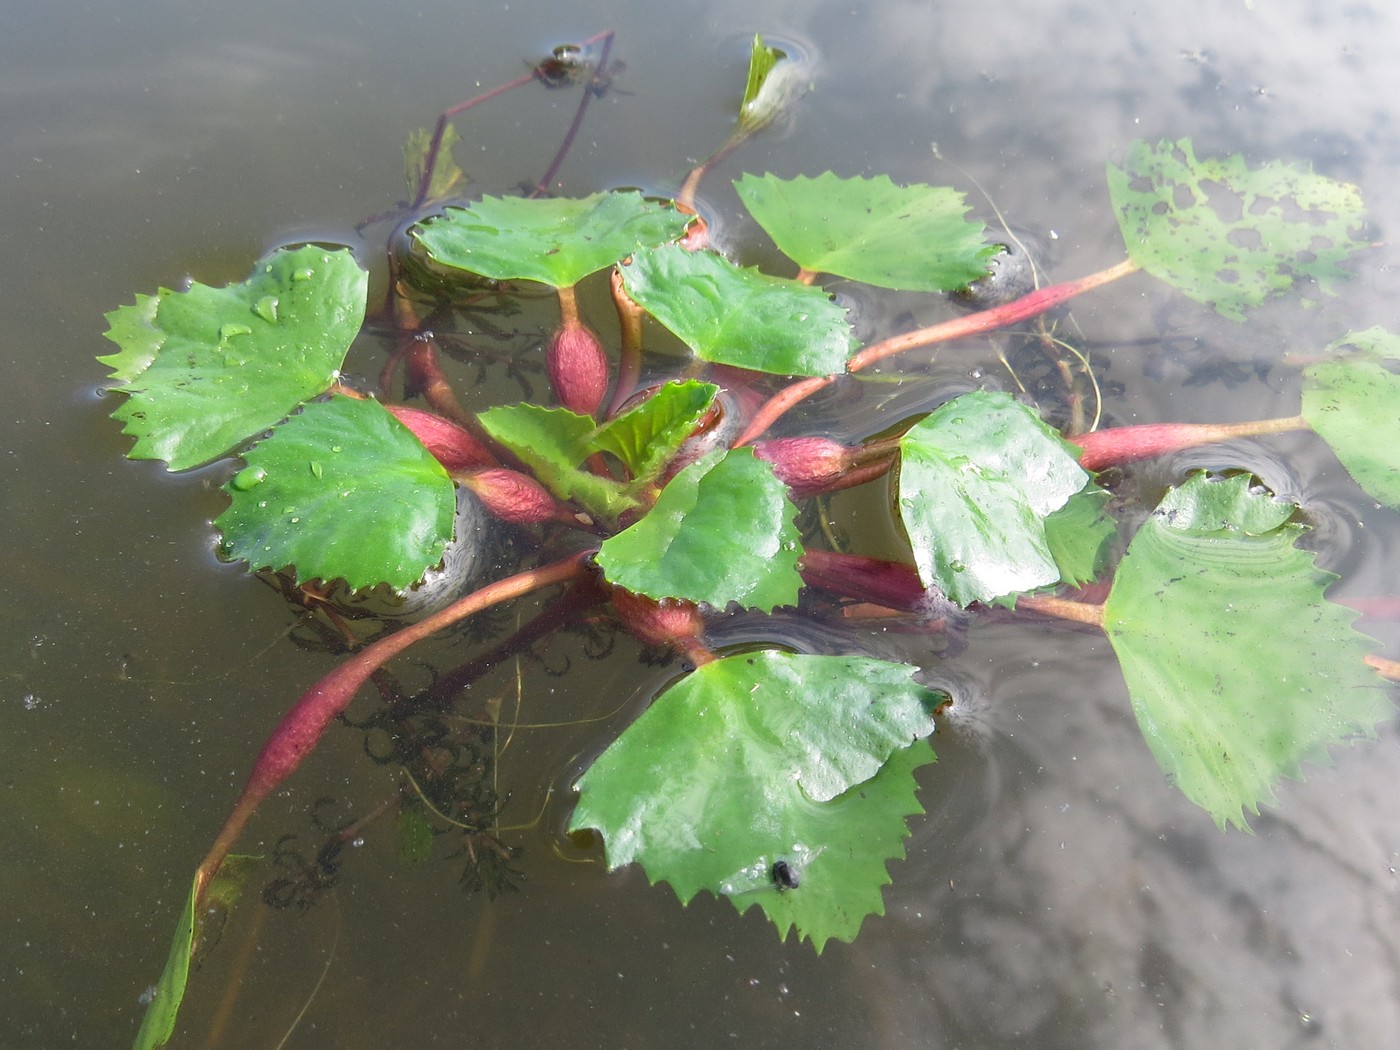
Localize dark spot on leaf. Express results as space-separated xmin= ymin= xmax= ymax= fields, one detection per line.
xmin=772 ymin=860 xmax=799 ymax=890
xmin=1201 ymin=179 xmax=1243 ymax=224
xmin=1226 ymin=227 xmax=1263 ymax=251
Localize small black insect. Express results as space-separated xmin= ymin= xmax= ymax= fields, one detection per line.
xmin=771 ymin=859 xmax=800 ymax=891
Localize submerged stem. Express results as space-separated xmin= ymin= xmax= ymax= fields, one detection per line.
xmin=1013 ymin=593 xmax=1106 ymax=628
xmin=414 ymin=72 xmax=540 ymax=209
xmin=194 ymin=552 xmax=594 ymax=906
xmin=734 ymin=258 xmax=1141 ymax=446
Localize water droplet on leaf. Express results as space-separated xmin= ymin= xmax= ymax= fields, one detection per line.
xmin=231 ymin=465 xmax=268 ymax=490
xmin=219 ymin=322 xmax=252 ymax=341
xmin=253 ymin=296 xmax=280 ymax=323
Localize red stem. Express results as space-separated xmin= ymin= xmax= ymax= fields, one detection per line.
xmin=799 ymin=549 xmax=949 ymax=616
xmin=1070 ymin=415 xmax=1309 ymax=471
xmin=607 ymin=267 xmax=645 ymax=418
xmin=414 ymin=72 xmax=541 ymax=209
xmin=531 ymin=31 xmax=615 ymax=198
xmin=735 ymin=258 xmax=1140 ymax=446
xmin=193 ymin=552 xmax=593 ymax=906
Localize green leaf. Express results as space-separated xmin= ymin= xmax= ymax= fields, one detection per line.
xmin=412 ymin=191 xmax=692 ymax=288
xmin=476 ymin=403 xmax=637 ymax=521
xmin=897 ymin=391 xmax=1090 ymax=605
xmin=100 ymin=245 xmax=368 ymax=471
xmin=619 ymin=245 xmax=854 ymax=376
xmin=1102 ymin=473 xmax=1391 ymax=829
xmin=570 ymin=650 xmax=940 ymax=950
xmin=215 ymin=395 xmax=456 ymax=591
xmin=1303 ymin=334 xmax=1400 ymax=509
xmin=1043 ymin=486 xmax=1116 ymax=586
xmin=404 ymin=123 xmax=466 ymax=203
xmin=734 ymin=172 xmax=995 ymax=291
xmin=735 ymin=33 xmax=807 ymax=136
xmin=739 ymin=34 xmax=788 ymax=129
xmin=1106 ymin=138 xmax=1367 ymax=320
xmin=98 ymin=292 xmax=162 ymax=383
xmin=596 ymin=447 xmax=803 ymax=610
xmin=1327 ymin=325 xmax=1400 ymax=361
xmin=589 ymin=380 xmax=718 ymax=483
xmin=132 ymin=856 xmax=259 ymax=1050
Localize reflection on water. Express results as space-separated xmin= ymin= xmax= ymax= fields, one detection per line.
xmin=5 ymin=1 xmax=1400 ymax=1047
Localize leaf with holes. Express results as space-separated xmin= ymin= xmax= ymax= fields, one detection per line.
xmin=570 ymin=649 xmax=941 ymax=950
xmin=1107 ymin=138 xmax=1367 ymax=320
xmin=1102 ymin=473 xmax=1391 ymax=829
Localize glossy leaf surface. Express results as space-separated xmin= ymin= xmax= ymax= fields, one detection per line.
xmin=216 ymin=395 xmax=455 ymax=591
xmin=413 ymin=191 xmax=691 ymax=288
xmin=99 ymin=246 xmax=367 ymax=470
xmin=1107 ymin=138 xmax=1367 ymax=320
xmin=570 ymin=650 xmax=940 ymax=950
xmin=734 ymin=172 xmax=994 ymax=291
xmin=897 ymin=391 xmax=1089 ymax=605
xmin=596 ymin=448 xmax=802 ymax=610
xmin=1043 ymin=487 xmax=1116 ymax=586
xmin=476 ymin=402 xmax=636 ymax=521
xmin=619 ymin=244 xmax=854 ymax=376
xmin=1103 ymin=473 xmax=1391 ymax=829
xmin=590 ymin=380 xmax=718 ymax=483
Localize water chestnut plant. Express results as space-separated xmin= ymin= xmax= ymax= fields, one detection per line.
xmin=103 ymin=33 xmax=1399 ymax=1049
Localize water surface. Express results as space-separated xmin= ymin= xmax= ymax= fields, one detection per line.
xmin=4 ymin=1 xmax=1400 ymax=1046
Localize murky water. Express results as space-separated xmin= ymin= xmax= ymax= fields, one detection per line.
xmin=4 ymin=1 xmax=1400 ymax=1046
